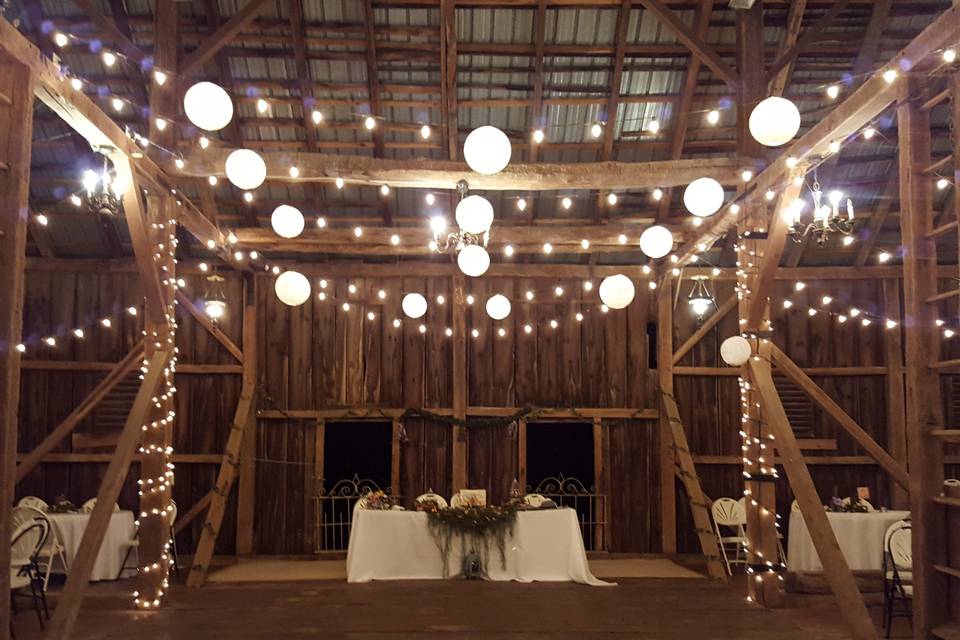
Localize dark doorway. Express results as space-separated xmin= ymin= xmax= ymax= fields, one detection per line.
xmin=316 ymin=421 xmax=392 ymax=552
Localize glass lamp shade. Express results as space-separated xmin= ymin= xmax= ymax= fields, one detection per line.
xmin=749 ymin=97 xmax=801 ymax=147
xmin=457 ymin=245 xmax=490 ymax=277
xmin=204 ymin=299 xmax=226 ymax=320
xmin=402 ymin=293 xmax=428 ymax=319
xmin=270 ymin=205 xmax=305 ymax=238
xmin=639 ymin=225 xmax=674 ymax=259
xmin=485 ymin=294 xmax=511 ymax=320
xmin=183 ymin=82 xmax=234 ymax=132
xmin=463 ymin=126 xmax=512 ymax=175
xmin=683 ymin=177 xmax=725 ymax=217
xmin=455 ymin=195 xmax=494 ymax=234
xmin=720 ymin=336 xmax=752 ymax=366
xmin=225 ymin=149 xmax=267 ymax=190
xmin=275 ymin=271 xmax=310 ymax=306
xmin=598 ymin=274 xmax=635 ymax=310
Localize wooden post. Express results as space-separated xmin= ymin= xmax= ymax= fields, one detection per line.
xmin=46 ymin=350 xmax=170 ymax=638
xmin=0 ymin=57 xmax=33 ymax=640
xmin=657 ymin=283 xmax=676 ymax=553
xmin=898 ymin=75 xmax=948 ymax=636
xmin=236 ymin=302 xmax=258 ymax=555
xmin=452 ymin=273 xmax=468 ymax=492
xmin=592 ymin=417 xmax=605 ymax=551
xmin=749 ymin=356 xmax=877 ymax=640
xmin=881 ymin=279 xmax=908 ymax=510
xmin=517 ymin=418 xmax=527 ymax=491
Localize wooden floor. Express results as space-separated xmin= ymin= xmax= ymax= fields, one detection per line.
xmin=12 ymin=571 xmax=904 ymax=640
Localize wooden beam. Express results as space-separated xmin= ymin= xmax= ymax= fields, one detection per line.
xmin=235 ymin=303 xmax=257 ymax=555
xmin=635 ymin=0 xmax=738 ymax=88
xmin=853 ymin=172 xmax=898 ymax=266
xmin=0 ymin=57 xmax=32 ymax=640
xmin=69 ymin=0 xmax=148 ymax=63
xmin=898 ymin=75 xmax=949 ymax=636
xmin=599 ymin=0 xmax=632 ymax=162
xmin=763 ymin=0 xmax=853 ymax=85
xmin=441 ymin=0 xmax=458 ymax=161
xmin=175 ymin=289 xmax=244 ymax=362
xmin=178 ymin=0 xmax=275 ymax=77
xmin=852 ymin=0 xmax=892 ymax=77
xmin=671 ymin=294 xmax=736 ymax=365
xmin=15 ymin=341 xmax=144 ymax=482
xmin=452 ymin=274 xmax=467 ymax=492
xmin=528 ymin=0 xmax=547 ymax=164
xmin=657 ymin=285 xmax=676 ymax=553
xmin=177 ymin=151 xmax=741 ymax=191
xmin=769 ymin=344 xmax=910 ymax=490
xmin=881 ymin=279 xmax=908 ymax=510
xmin=363 ymin=0 xmax=385 ymax=159
xmin=45 ymin=349 xmax=169 ymax=638
xmin=767 ymin=0 xmax=806 ymax=97
xmin=173 ymin=491 xmax=213 ymax=537
xmin=748 ymin=355 xmax=877 ymax=640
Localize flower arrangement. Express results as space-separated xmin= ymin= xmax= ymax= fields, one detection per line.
xmin=362 ymin=490 xmax=393 ymax=510
xmin=426 ymin=503 xmax=519 ymax=577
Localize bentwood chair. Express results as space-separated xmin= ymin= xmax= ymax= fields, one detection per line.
xmin=15 ymin=507 xmax=68 ymax=591
xmin=415 ymin=491 xmax=448 ymax=509
xmin=16 ymin=497 xmax=49 ymax=512
xmin=711 ymin=497 xmax=747 ymax=575
xmin=81 ymin=498 xmax=120 ymax=513
xmin=449 ymin=493 xmax=467 ymax=508
xmin=10 ymin=519 xmax=50 ymax=633
xmin=883 ymin=522 xmax=913 ymax=637
xmin=523 ymin=493 xmax=547 ymax=508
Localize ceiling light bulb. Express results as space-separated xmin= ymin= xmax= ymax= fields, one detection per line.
xmin=430 ymin=216 xmax=447 ymax=235
xmin=390 ymin=234 xmax=400 ymax=245
xmin=581 ymin=239 xmax=590 ymax=250
xmin=102 ymin=51 xmax=116 ymax=67
xmin=707 ymin=109 xmax=720 ymax=125
xmin=54 ymin=32 xmax=68 ymax=47
xmin=289 ymin=166 xmax=300 ymax=178
xmin=243 ymin=191 xmax=253 ymax=203
xmin=364 ymin=116 xmax=376 ymax=130
xmin=842 ymin=235 xmax=854 ymax=246
xmin=312 ymin=110 xmax=323 ymax=124
xmin=647 ymin=119 xmax=660 ymax=134
xmin=317 ymin=217 xmax=326 ymax=228
xmin=380 ymin=184 xmax=390 ymax=196
xmin=524 ymin=324 xmax=533 ymax=334
xmin=533 ymin=129 xmax=544 ymax=144
xmin=652 ymin=188 xmax=663 ymax=201
xmin=883 ymin=69 xmax=897 ymax=84
xmin=354 ymin=226 xmax=363 ymax=238
xmin=863 ymin=127 xmax=876 ymax=140
xmin=425 ymin=193 xmax=435 ymax=206
xmin=111 ymin=97 xmax=124 ymax=112
xmin=937 ymin=178 xmax=950 ymax=190
xmin=554 ymin=286 xmax=564 ymax=297
xmin=504 ymin=245 xmax=515 ymax=257
xmin=741 ymin=170 xmax=753 ymax=182
xmin=471 ymin=329 xmax=479 ymax=338
xmin=576 ymin=313 xmax=584 ymax=322
xmin=944 ymin=49 xmax=957 ymax=63
xmin=256 ymin=98 xmax=268 ymax=113
xmin=878 ymin=251 xmax=891 ymax=263
xmin=542 ymin=242 xmax=553 ymax=254
xmin=199 ymin=136 xmax=210 ymax=149
xmin=420 ymin=124 xmax=431 ymax=139
xmin=525 ymin=290 xmax=534 ymax=301
xmin=517 ymin=198 xmax=527 ymax=211
xmin=607 ymin=193 xmax=618 ymax=206
xmin=584 ymin=280 xmax=593 ymax=291
xmin=828 ymin=140 xmax=841 ymax=154
xmin=590 ymin=123 xmax=603 ymax=138
xmin=335 ymin=177 xmax=344 ymax=189
xmin=618 ymin=234 xmax=627 ymax=244
xmin=35 ymin=214 xmax=48 ymax=226
xmin=71 ymin=78 xmax=83 ymax=91
xmin=561 ymin=197 xmax=572 ymax=210
xmin=826 ymin=85 xmax=840 ymax=100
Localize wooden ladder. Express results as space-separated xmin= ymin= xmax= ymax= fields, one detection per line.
xmin=660 ymin=390 xmax=727 ymax=582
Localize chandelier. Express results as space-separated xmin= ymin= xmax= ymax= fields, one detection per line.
xmin=786 ymin=172 xmax=855 ymax=246
xmin=204 ymin=274 xmax=227 ymax=321
xmin=81 ymin=152 xmax=124 ymax=216
xmin=430 ymin=180 xmax=494 ymax=277
xmin=687 ymin=275 xmax=715 ymax=319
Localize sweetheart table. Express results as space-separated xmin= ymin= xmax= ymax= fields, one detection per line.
xmin=346 ymin=507 xmax=611 ymax=586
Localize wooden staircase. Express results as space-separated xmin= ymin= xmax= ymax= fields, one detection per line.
xmin=71 ymin=372 xmax=141 ymax=451
xmin=773 ymin=376 xmax=815 ymax=439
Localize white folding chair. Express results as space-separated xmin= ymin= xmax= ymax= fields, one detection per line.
xmin=17 ymin=507 xmax=68 ymax=592
xmin=711 ymin=497 xmax=747 ymax=575
xmin=415 ymin=491 xmax=448 ymax=509
xmin=883 ymin=521 xmax=912 ymax=637
xmin=81 ymin=498 xmax=120 ymax=513
xmin=16 ymin=496 xmax=49 ymax=512
xmin=449 ymin=492 xmax=467 ymax=508
xmin=523 ymin=493 xmax=547 ymax=508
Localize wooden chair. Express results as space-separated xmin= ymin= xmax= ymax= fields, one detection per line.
xmin=883 ymin=522 xmax=912 ymax=637
xmin=711 ymin=497 xmax=747 ymax=575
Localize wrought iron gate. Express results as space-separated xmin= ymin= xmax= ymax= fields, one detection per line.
xmin=312 ymin=475 xmax=396 ymax=553
xmin=528 ymin=475 xmax=607 ymax=551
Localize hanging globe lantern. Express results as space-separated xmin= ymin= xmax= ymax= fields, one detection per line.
xmin=270 ymin=204 xmax=304 ymax=239
xmin=598 ymin=275 xmax=635 ymax=310
xmin=683 ymin=177 xmax=725 ymax=217
xmin=455 ymin=195 xmax=494 ymax=234
xmin=720 ymin=336 xmax=752 ymax=366
xmin=749 ymin=97 xmax=801 ymax=147
xmin=225 ymin=149 xmax=267 ymax=190
xmin=275 ymin=271 xmax=310 ymax=306
xmin=639 ymin=225 xmax=674 ymax=259
xmin=203 ymin=274 xmax=227 ymax=321
xmin=183 ymin=82 xmax=234 ymax=132
xmin=402 ymin=293 xmax=428 ymax=319
xmin=457 ymin=245 xmax=490 ymax=277
xmin=485 ymin=294 xmax=511 ymax=320
xmin=463 ymin=126 xmax=512 ymax=175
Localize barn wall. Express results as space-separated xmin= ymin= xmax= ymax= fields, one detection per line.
xmin=16 ymin=268 xmax=934 ymax=558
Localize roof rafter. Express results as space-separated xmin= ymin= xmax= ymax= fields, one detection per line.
xmin=763 ymin=0 xmax=853 ymax=86
xmin=179 ymin=0 xmax=275 ymax=77
xmin=767 ymin=0 xmax=807 ymax=97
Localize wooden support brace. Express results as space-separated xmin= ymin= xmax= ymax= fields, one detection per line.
xmin=175 ymin=289 xmax=244 ymax=362
xmin=672 ymin=295 xmax=737 ymax=365
xmin=173 ymin=491 xmax=213 ymax=537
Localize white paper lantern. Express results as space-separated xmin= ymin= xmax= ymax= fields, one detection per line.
xmin=599 ymin=275 xmax=635 ymax=310
xmin=457 ymin=245 xmax=490 ymax=277
xmin=639 ymin=225 xmax=674 ymax=259
xmin=183 ymin=82 xmax=234 ymax=132
xmin=455 ymin=195 xmax=495 ymax=234
xmin=485 ymin=294 xmax=511 ymax=320
xmin=270 ymin=205 xmax=304 ymax=239
xmin=402 ymin=293 xmax=428 ymax=319
xmin=274 ymin=271 xmax=310 ymax=307
xmin=683 ymin=177 xmax=725 ymax=217
xmin=749 ymin=97 xmax=801 ymax=147
xmin=463 ymin=126 xmax=512 ymax=175
xmin=225 ymin=149 xmax=267 ymax=190
xmin=720 ymin=336 xmax=752 ymax=366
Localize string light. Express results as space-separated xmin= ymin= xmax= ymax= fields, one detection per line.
xmin=533 ymin=129 xmax=545 ymax=144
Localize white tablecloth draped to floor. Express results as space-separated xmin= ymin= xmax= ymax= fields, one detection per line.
xmin=787 ymin=510 xmax=910 ymax=572
xmin=47 ymin=510 xmax=137 ymax=581
xmin=347 ymin=508 xmax=612 ymax=586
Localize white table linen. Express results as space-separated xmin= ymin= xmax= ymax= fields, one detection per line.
xmin=787 ymin=510 xmax=910 ymax=572
xmin=347 ymin=508 xmax=611 ymax=586
xmin=47 ymin=510 xmax=137 ymax=581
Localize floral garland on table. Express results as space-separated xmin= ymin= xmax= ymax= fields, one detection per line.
xmin=426 ymin=504 xmax=519 ymax=578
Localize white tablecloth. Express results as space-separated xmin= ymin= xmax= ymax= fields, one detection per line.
xmin=787 ymin=510 xmax=910 ymax=572
xmin=47 ymin=511 xmax=137 ymax=581
xmin=347 ymin=508 xmax=611 ymax=586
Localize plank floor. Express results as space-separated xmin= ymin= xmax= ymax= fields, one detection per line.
xmin=11 ymin=575 xmax=882 ymax=639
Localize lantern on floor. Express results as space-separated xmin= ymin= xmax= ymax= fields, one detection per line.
xmin=720 ymin=336 xmax=752 ymax=366
xmin=687 ymin=275 xmax=714 ymax=318
xmin=402 ymin=293 xmax=428 ymax=319
xmin=486 ymin=294 xmax=511 ymax=320
xmin=683 ymin=177 xmax=725 ymax=217
xmin=463 ymin=126 xmax=512 ymax=175
xmin=639 ymin=225 xmax=674 ymax=259
xmin=275 ymin=270 xmax=310 ymax=306
xmin=270 ymin=204 xmax=305 ymax=239
xmin=455 ymin=195 xmax=494 ymax=235
xmin=183 ymin=82 xmax=234 ymax=132
xmin=457 ymin=245 xmax=490 ymax=277
xmin=203 ymin=274 xmax=227 ymax=321
xmin=599 ymin=274 xmax=635 ymax=310
xmin=749 ymin=97 xmax=801 ymax=147
xmin=225 ymin=149 xmax=267 ymax=190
